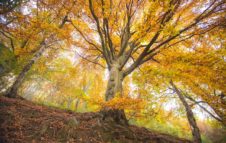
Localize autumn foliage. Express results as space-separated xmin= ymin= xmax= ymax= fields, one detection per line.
xmin=0 ymin=0 xmax=226 ymax=142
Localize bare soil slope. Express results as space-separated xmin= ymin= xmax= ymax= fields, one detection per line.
xmin=0 ymin=96 xmax=191 ymax=143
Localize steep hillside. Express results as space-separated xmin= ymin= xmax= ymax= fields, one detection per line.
xmin=0 ymin=96 xmax=191 ymax=143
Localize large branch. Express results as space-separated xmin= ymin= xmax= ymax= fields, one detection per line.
xmin=88 ymin=0 xmax=111 ymax=67
xmin=146 ymin=0 xmax=225 ymax=56
xmin=123 ymin=0 xmax=224 ymax=77
xmin=75 ymin=49 xmax=106 ymax=69
xmin=119 ymin=42 xmax=137 ymax=70
xmin=185 ymin=95 xmax=223 ymax=122
xmin=141 ymin=20 xmax=220 ymax=64
xmin=100 ymin=0 xmax=115 ymax=60
xmin=118 ymin=0 xmax=133 ymax=57
xmin=104 ymin=18 xmax=115 ymax=59
xmin=69 ymin=20 xmax=103 ymax=54
xmin=123 ymin=0 xmax=180 ymax=77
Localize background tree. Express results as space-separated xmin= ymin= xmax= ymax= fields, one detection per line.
xmin=132 ymin=34 xmax=226 ymax=124
xmin=170 ymin=81 xmax=201 ymax=143
xmin=1 ymin=0 xmax=79 ymax=97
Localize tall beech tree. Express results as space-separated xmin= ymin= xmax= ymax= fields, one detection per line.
xmin=69 ymin=0 xmax=225 ymax=123
xmin=2 ymin=0 xmax=225 ymax=124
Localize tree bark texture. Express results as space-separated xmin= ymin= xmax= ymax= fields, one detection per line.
xmin=102 ymin=61 xmax=128 ymax=125
xmin=170 ymin=81 xmax=202 ymax=143
xmin=105 ymin=62 xmax=123 ymax=101
xmin=5 ymin=15 xmax=69 ymax=98
xmin=6 ymin=43 xmax=46 ymax=98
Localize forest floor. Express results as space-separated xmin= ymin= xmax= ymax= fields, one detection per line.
xmin=0 ymin=96 xmax=192 ymax=143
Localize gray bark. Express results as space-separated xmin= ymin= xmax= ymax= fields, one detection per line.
xmin=105 ymin=61 xmax=123 ymax=101
xmin=170 ymin=81 xmax=202 ymax=143
xmin=6 ymin=42 xmax=46 ymax=98
xmin=185 ymin=95 xmax=223 ymax=123
xmin=102 ymin=60 xmax=128 ymax=125
xmin=5 ymin=15 xmax=68 ymax=98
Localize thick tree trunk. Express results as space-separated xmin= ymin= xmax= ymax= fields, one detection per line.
xmin=101 ymin=108 xmax=128 ymax=125
xmin=170 ymin=81 xmax=202 ymax=143
xmin=101 ymin=61 xmax=128 ymax=125
xmin=105 ymin=62 xmax=123 ymax=101
xmin=5 ymin=42 xmax=46 ymax=98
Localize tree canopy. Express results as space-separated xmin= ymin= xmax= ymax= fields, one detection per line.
xmin=0 ymin=0 xmax=225 ymax=142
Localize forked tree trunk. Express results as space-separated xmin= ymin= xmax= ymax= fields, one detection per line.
xmin=170 ymin=81 xmax=202 ymax=143
xmin=5 ymin=42 xmax=46 ymax=98
xmin=101 ymin=61 xmax=128 ymax=125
